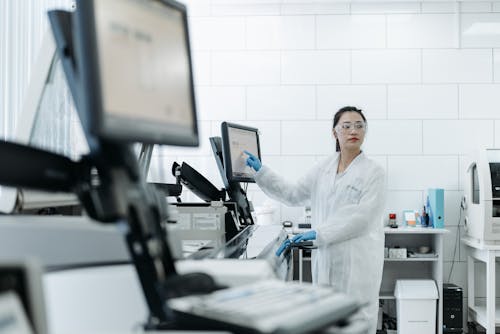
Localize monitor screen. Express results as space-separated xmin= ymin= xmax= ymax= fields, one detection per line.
xmin=77 ymin=0 xmax=198 ymax=146
xmin=221 ymin=122 xmax=261 ymax=183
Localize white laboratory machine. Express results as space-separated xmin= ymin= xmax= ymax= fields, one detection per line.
xmin=464 ymin=148 xmax=500 ymax=243
xmin=395 ymin=280 xmax=438 ymax=334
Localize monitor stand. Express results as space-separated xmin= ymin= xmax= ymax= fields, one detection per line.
xmin=210 ymin=137 xmax=254 ymax=226
xmin=46 ymin=10 xmax=224 ymax=329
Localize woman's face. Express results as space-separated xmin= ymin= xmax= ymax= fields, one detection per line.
xmin=333 ymin=112 xmax=366 ymax=152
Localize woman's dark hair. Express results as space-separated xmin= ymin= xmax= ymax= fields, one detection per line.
xmin=333 ymin=106 xmax=367 ymax=152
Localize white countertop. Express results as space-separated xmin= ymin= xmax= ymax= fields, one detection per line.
xmin=384 ymin=226 xmax=449 ymax=234
xmin=461 ymin=236 xmax=500 ymax=250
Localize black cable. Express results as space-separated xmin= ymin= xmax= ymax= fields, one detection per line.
xmin=447 ymin=204 xmax=464 ymax=283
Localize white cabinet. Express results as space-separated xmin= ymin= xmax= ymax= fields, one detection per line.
xmin=381 ymin=227 xmax=449 ymax=334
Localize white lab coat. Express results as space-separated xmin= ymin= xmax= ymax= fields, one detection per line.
xmin=254 ymin=152 xmax=386 ymax=333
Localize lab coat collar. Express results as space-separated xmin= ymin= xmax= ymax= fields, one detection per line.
xmin=332 ymin=150 xmax=364 ymax=176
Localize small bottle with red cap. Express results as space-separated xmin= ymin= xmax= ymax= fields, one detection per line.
xmin=388 ymin=213 xmax=397 ymax=228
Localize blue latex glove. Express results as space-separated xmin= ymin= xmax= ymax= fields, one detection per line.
xmin=275 ymin=239 xmax=291 ymax=256
xmin=244 ymin=150 xmax=262 ymax=172
xmin=292 ymin=230 xmax=317 ymax=243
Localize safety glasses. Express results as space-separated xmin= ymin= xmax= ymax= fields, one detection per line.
xmin=335 ymin=121 xmax=367 ymax=133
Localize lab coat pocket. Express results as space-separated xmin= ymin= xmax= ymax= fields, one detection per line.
xmin=343 ymin=185 xmax=362 ymax=205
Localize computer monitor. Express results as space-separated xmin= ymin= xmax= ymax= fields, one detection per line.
xmin=221 ymin=122 xmax=261 ymax=183
xmin=75 ymin=0 xmax=198 ymax=146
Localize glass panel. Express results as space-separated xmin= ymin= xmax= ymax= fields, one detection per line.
xmin=472 ymin=164 xmax=480 ymax=205
xmin=490 ymin=163 xmax=500 ymax=199
xmin=29 ymin=55 xmax=88 ymax=160
xmin=493 ymin=200 xmax=500 ymax=218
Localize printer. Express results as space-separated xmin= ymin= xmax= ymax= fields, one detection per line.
xmin=464 ymin=148 xmax=500 ymax=243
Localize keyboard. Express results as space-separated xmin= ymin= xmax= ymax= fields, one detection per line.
xmin=168 ymin=279 xmax=360 ymax=334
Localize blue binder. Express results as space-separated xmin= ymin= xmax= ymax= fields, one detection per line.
xmin=427 ymin=188 xmax=444 ymax=228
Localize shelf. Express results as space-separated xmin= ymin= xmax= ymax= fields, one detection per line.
xmin=462 ymin=237 xmax=500 ymax=251
xmin=385 ymin=226 xmax=449 ymax=234
xmin=379 ymin=291 xmax=395 ymax=300
xmin=469 ymin=304 xmax=500 ymax=327
xmin=384 ymin=257 xmax=438 ymax=262
xmin=381 ymin=226 xmax=445 ymax=334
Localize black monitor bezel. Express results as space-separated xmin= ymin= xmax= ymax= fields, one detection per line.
xmin=221 ymin=122 xmax=261 ymax=184
xmin=75 ymin=0 xmax=199 ymax=147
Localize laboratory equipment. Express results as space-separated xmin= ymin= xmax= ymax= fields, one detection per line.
xmin=210 ymin=135 xmax=255 ymax=225
xmin=169 ymin=161 xmax=243 ymax=240
xmin=54 ymin=0 xmax=199 ymax=146
xmin=204 ymin=122 xmax=262 ymax=226
xmin=168 ymin=279 xmax=359 ymax=334
xmin=464 ymin=149 xmax=500 ymax=243
xmin=0 ymin=31 xmax=80 ymax=214
xmin=0 ymin=0 xmax=360 ymax=332
xmin=395 ymin=280 xmax=438 ymax=334
xmin=32 ymin=0 xmax=206 ymax=327
xmin=221 ymin=122 xmax=261 ymax=183
xmin=0 ymin=260 xmax=48 ymax=334
xmin=172 ymin=162 xmax=225 ymax=202
xmin=0 ymin=292 xmax=34 ymax=334
xmin=0 ymin=215 xmax=129 ymax=268
xmin=167 ymin=202 xmax=229 ymax=259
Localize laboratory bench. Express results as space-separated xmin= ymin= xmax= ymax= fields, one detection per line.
xmin=289 ymin=226 xmax=449 ymax=333
xmin=462 ymin=237 xmax=500 ymax=334
xmin=0 ymin=216 xmax=369 ymax=334
xmin=0 ymin=216 xmax=287 ymax=333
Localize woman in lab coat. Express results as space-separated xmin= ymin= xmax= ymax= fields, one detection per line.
xmin=245 ymin=106 xmax=386 ymax=333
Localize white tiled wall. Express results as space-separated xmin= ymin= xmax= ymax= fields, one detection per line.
xmin=246 ymin=16 xmax=315 ymax=49
xmin=247 ymin=86 xmax=316 ymax=119
xmin=388 ymin=84 xmax=458 ymax=119
xmin=352 ymin=49 xmax=422 ymax=83
xmin=152 ymin=2 xmax=500 ymax=329
xmin=496 ymin=120 xmax=500 ymax=145
xmin=282 ymin=50 xmax=351 ymax=84
xmin=459 ymin=84 xmax=500 ymax=118
xmin=211 ymin=51 xmax=281 ymax=85
xmin=317 ymin=85 xmax=387 ymax=119
xmin=423 ymin=120 xmax=494 ymax=154
xmin=495 ymin=49 xmax=500 ymax=81
xmin=317 ymin=15 xmax=386 ymax=49
xmin=387 ymin=14 xmax=457 ymax=48
xmin=421 ymin=2 xmax=457 ymax=13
